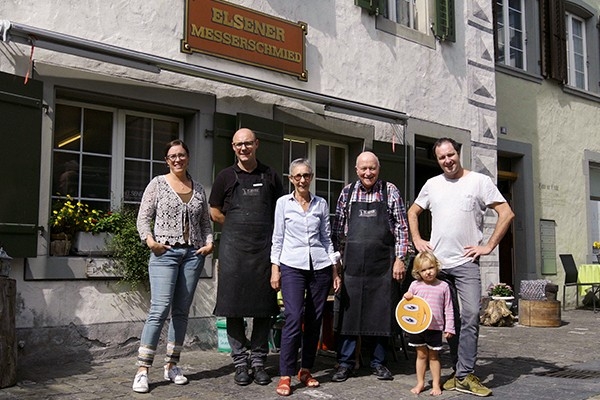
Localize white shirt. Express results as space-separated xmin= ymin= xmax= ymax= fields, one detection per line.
xmin=270 ymin=193 xmax=339 ymax=270
xmin=414 ymin=171 xmax=507 ymax=268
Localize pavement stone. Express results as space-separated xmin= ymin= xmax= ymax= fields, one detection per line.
xmin=2 ymin=309 xmax=600 ymax=399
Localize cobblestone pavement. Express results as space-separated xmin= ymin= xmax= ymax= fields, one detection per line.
xmin=2 ymin=309 xmax=600 ymax=399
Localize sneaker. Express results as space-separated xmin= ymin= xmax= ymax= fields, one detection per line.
xmin=455 ymin=373 xmax=492 ymax=397
xmin=371 ymin=365 xmax=393 ymax=381
xmin=132 ymin=371 xmax=149 ymax=393
xmin=164 ymin=365 xmax=188 ymax=385
xmin=331 ymin=366 xmax=352 ymax=382
xmin=443 ymin=372 xmax=456 ymax=391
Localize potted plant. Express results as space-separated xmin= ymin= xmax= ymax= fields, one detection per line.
xmin=49 ymin=196 xmax=124 ymax=256
xmin=593 ymin=242 xmax=600 ymax=262
xmin=488 ymin=283 xmax=515 ymax=308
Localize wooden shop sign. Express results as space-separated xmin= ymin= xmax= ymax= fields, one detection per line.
xmin=182 ymin=0 xmax=308 ymax=80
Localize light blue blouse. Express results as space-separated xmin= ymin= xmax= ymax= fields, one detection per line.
xmin=270 ymin=193 xmax=338 ymax=270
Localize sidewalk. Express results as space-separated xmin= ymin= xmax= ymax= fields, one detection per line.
xmin=1 ymin=309 xmax=600 ymax=399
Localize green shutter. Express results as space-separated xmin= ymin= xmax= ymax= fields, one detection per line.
xmin=434 ymin=0 xmax=456 ymax=42
xmin=354 ymin=0 xmax=383 ymax=16
xmin=371 ymin=140 xmax=409 ymax=196
xmin=539 ymin=0 xmax=567 ymax=83
xmin=0 ymin=72 xmax=43 ymax=257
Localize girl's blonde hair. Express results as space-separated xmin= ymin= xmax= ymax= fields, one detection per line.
xmin=411 ymin=251 xmax=441 ymax=280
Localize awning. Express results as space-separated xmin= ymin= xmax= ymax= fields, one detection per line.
xmin=1 ymin=20 xmax=408 ymax=124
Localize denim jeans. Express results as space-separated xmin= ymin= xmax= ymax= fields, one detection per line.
xmin=338 ymin=335 xmax=388 ymax=369
xmin=136 ymin=247 xmax=205 ymax=367
xmin=438 ymin=261 xmax=481 ymax=379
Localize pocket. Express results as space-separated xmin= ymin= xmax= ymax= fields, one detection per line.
xmin=459 ymin=194 xmax=475 ymax=212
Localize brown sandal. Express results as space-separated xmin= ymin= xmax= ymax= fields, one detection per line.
xmin=276 ymin=376 xmax=292 ymax=396
xmin=298 ymin=369 xmax=320 ymax=388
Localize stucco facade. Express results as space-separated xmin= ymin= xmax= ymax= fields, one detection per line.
xmin=0 ymin=0 xmax=502 ymax=364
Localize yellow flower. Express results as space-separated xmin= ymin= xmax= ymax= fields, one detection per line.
xmin=593 ymin=241 xmax=600 ymax=250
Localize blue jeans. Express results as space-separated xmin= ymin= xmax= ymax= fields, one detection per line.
xmin=136 ymin=247 xmax=205 ymax=367
xmin=279 ymin=264 xmax=332 ymax=376
xmin=338 ymin=335 xmax=388 ymax=369
xmin=439 ymin=261 xmax=481 ymax=379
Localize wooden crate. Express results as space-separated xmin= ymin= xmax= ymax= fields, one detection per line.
xmin=519 ymin=299 xmax=561 ymax=327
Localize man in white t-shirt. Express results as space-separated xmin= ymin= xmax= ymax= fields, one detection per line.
xmin=407 ymin=138 xmax=514 ymax=397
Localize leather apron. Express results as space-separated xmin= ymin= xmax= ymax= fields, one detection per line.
xmin=336 ymin=182 xmax=397 ymax=336
xmin=213 ymin=171 xmax=278 ymax=317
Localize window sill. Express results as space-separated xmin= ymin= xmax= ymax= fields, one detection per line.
xmin=495 ymin=64 xmax=543 ymax=84
xmin=563 ymin=85 xmax=600 ymax=103
xmin=376 ymin=16 xmax=436 ymax=49
xmin=24 ymin=254 xmax=213 ymax=280
xmin=25 ymin=256 xmax=122 ymax=280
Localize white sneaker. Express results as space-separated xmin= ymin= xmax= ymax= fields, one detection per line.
xmin=164 ymin=365 xmax=188 ymax=385
xmin=132 ymin=371 xmax=149 ymax=393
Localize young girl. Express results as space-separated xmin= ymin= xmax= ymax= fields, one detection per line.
xmin=403 ymin=251 xmax=454 ymax=396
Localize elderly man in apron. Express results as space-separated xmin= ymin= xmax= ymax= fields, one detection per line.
xmin=210 ymin=128 xmax=283 ymax=387
xmin=331 ymin=151 xmax=409 ymax=383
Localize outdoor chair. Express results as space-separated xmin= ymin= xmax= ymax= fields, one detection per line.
xmin=559 ymin=254 xmax=600 ymax=311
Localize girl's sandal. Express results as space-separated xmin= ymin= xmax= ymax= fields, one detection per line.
xmin=276 ymin=376 xmax=292 ymax=396
xmin=298 ymin=369 xmax=320 ymax=388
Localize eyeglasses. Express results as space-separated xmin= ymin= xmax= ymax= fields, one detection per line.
xmin=232 ymin=140 xmax=255 ymax=149
xmin=291 ymin=173 xmax=313 ymax=181
xmin=166 ymin=153 xmax=187 ymax=161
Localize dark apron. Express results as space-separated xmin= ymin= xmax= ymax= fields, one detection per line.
xmin=213 ymin=171 xmax=278 ymax=317
xmin=336 ymin=182 xmax=397 ymax=336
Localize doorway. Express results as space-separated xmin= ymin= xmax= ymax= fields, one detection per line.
xmin=497 ymin=164 xmax=516 ymax=288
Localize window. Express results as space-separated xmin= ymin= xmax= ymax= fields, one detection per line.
xmin=282 ymin=137 xmax=347 ymax=215
xmin=495 ymin=0 xmax=526 ymax=69
xmin=52 ymin=101 xmax=183 ymax=210
xmin=565 ymin=12 xmax=587 ymax=90
xmin=386 ymin=0 xmax=418 ymax=30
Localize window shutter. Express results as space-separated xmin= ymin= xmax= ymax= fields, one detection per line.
xmin=540 ymin=0 xmax=567 ymax=82
xmin=354 ymin=0 xmax=383 ymax=16
xmin=434 ymin=0 xmax=456 ymax=42
xmin=371 ymin=140 xmax=409 ymax=197
xmin=0 ymin=72 xmax=43 ymax=257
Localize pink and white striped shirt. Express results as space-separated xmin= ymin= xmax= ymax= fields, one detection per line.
xmin=407 ymin=279 xmax=455 ymax=334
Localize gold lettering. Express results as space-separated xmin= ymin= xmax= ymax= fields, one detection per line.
xmin=222 ymin=31 xmax=231 ymax=45
xmin=231 ymin=35 xmax=240 ymax=47
xmin=265 ymin=25 xmax=276 ymax=40
xmin=276 ymin=27 xmax=285 ymax=42
xmin=233 ymin=14 xmax=244 ymax=30
xmin=190 ymin=24 xmax=203 ymax=37
xmin=211 ymin=8 xmax=224 ymax=24
xmin=221 ymin=10 xmax=233 ymax=27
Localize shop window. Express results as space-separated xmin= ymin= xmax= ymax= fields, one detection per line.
xmin=283 ymin=138 xmax=348 ymax=216
xmin=52 ymin=101 xmax=183 ymax=210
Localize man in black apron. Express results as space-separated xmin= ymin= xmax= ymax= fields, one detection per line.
xmin=331 ymin=151 xmax=409 ymax=382
xmin=210 ymin=128 xmax=283 ymax=387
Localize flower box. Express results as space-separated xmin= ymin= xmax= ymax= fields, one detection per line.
xmin=71 ymin=232 xmax=114 ymax=256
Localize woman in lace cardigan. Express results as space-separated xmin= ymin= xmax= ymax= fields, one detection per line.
xmin=132 ymin=139 xmax=214 ymax=393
